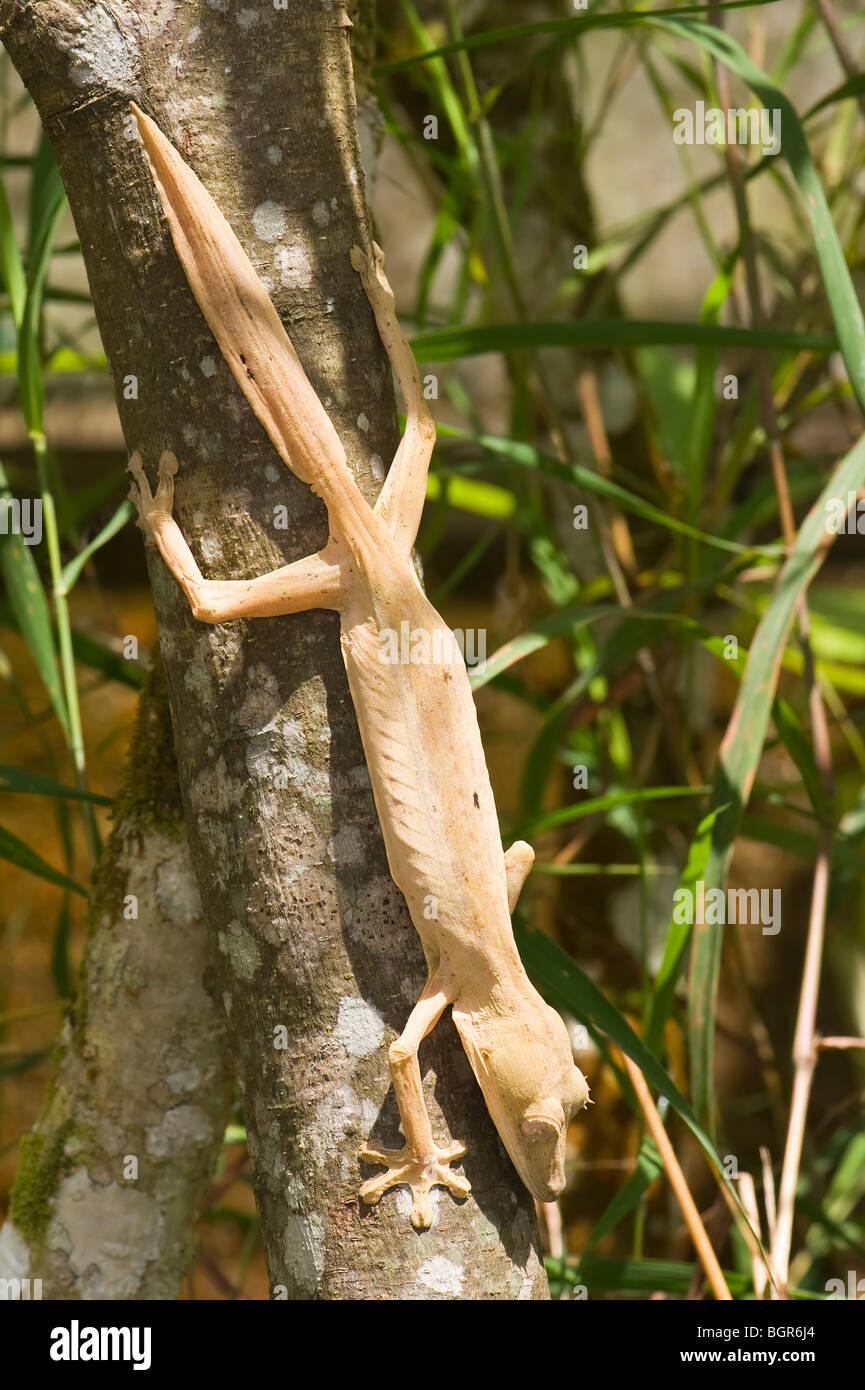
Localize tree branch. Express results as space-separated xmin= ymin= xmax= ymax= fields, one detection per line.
xmin=2 ymin=0 xmax=546 ymax=1297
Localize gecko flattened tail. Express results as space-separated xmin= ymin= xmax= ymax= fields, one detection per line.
xmin=130 ymin=103 xmax=366 ymax=531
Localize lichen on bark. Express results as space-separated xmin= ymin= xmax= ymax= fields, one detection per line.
xmin=0 ymin=660 xmax=233 ymax=1298
xmin=8 ymin=1125 xmax=74 ymax=1248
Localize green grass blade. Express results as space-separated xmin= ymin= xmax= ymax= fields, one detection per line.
xmin=513 ymin=918 xmax=763 ymax=1242
xmin=18 ymin=178 xmax=66 ymax=434
xmin=439 ymin=424 xmax=779 ymax=557
xmin=0 ymin=462 xmax=69 ymax=736
xmin=69 ymin=630 xmax=146 ymax=689
xmin=377 ymin=1 xmax=785 ymax=72
xmin=0 ymin=174 xmax=25 ymax=325
xmin=652 ymin=17 xmax=865 ymax=417
xmin=691 ymin=427 xmax=865 ymax=1119
xmin=412 ymin=319 xmax=834 ymax=360
xmin=0 ymin=764 xmax=112 ymax=804
xmin=528 ymin=785 xmax=710 ymax=836
xmin=0 ymin=822 xmax=87 ymax=896
xmin=58 ymin=498 xmax=135 ymax=594
xmin=579 ymin=1139 xmax=665 ymax=1254
xmin=565 ymin=1254 xmax=752 ymax=1296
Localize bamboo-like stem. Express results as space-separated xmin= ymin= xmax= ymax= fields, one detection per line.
xmin=620 ymin=1052 xmax=732 ymax=1301
xmin=737 ymin=1172 xmax=767 ymax=1299
xmin=760 ymin=1145 xmax=778 ymax=1245
xmin=771 ymin=838 xmax=831 ymax=1289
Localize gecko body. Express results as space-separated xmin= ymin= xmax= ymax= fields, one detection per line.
xmin=128 ymin=106 xmax=589 ymax=1229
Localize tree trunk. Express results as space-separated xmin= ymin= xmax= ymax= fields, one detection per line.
xmin=0 ymin=659 xmax=233 ymax=1298
xmin=1 ymin=0 xmax=547 ymax=1298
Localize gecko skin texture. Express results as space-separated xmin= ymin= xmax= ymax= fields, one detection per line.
xmin=128 ymin=104 xmax=589 ymax=1231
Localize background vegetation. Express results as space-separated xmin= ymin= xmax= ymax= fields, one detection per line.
xmin=2 ymin=0 xmax=864 ymax=1298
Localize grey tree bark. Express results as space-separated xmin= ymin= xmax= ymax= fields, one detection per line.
xmin=0 ymin=660 xmax=233 ymax=1299
xmin=1 ymin=0 xmax=547 ymax=1298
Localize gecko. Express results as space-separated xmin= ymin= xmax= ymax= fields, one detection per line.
xmin=127 ymin=105 xmax=589 ymax=1230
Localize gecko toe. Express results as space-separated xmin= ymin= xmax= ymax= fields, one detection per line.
xmin=410 ymin=1189 xmax=434 ymax=1231
xmin=359 ymin=1142 xmax=403 ymax=1168
xmin=358 ymin=1139 xmax=470 ymax=1228
xmin=127 ymin=451 xmax=151 ymax=501
xmin=442 ymin=1170 xmax=471 ymax=1202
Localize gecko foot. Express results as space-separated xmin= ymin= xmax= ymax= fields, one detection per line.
xmin=359 ymin=1138 xmax=470 ymax=1230
xmin=350 ymin=242 xmax=395 ymax=311
xmin=128 ymin=449 xmax=179 ymax=536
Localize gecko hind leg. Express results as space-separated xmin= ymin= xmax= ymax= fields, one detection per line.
xmin=359 ymin=981 xmax=470 ymax=1229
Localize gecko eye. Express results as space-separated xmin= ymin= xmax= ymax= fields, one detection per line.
xmin=521 ymin=1099 xmax=565 ymax=1139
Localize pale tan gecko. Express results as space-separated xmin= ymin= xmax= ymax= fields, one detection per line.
xmin=127 ymin=105 xmax=589 ymax=1230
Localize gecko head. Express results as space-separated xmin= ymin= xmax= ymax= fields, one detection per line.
xmin=452 ymin=994 xmax=589 ymax=1203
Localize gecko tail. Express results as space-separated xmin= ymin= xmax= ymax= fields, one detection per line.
xmin=130 ymin=103 xmax=364 ymax=528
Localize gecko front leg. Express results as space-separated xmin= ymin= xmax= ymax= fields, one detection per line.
xmin=359 ymin=978 xmax=470 ymax=1229
xmin=129 ymin=450 xmax=346 ymax=620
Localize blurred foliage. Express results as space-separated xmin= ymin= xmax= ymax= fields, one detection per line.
xmin=2 ymin=0 xmax=865 ymax=1299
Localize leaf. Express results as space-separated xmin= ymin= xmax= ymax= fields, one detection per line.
xmin=517 ymin=920 xmax=772 ymax=1268
xmin=0 ymin=1047 xmax=53 ymax=1078
xmin=377 ymin=0 xmax=786 ymax=72
xmin=690 ymin=427 xmax=865 ymax=1120
xmin=0 ymin=173 xmax=26 ymax=325
xmin=18 ymin=163 xmax=66 ymax=434
xmin=804 ymin=72 xmax=865 ymax=121
xmin=627 ymin=19 xmax=865 ymax=1118
xmin=740 ymin=815 xmax=862 ymax=873
xmin=0 ymin=462 xmax=69 ymax=736
xmin=562 ymin=1254 xmax=752 ymax=1296
xmin=58 ymin=499 xmax=135 ymax=594
xmin=0 ymin=823 xmax=87 ymax=896
xmin=644 ymin=806 xmax=725 ymax=1053
xmin=528 ymin=785 xmax=710 ymax=837
xmin=515 ymin=921 xmax=738 ymax=1190
xmin=686 ymin=260 xmax=736 ymax=529
xmin=470 ymin=602 xmax=629 ymax=688
xmin=653 ymin=17 xmax=865 ymax=416
xmin=70 ymin=629 xmax=146 ymax=689
xmin=0 ymin=764 xmax=112 ymax=805
xmin=439 ymin=423 xmax=778 ymax=557
xmin=580 ymin=1138 xmax=665 ymax=1254
xmin=425 ymin=472 xmax=515 ymax=520
xmin=412 ymin=318 xmax=834 ymax=362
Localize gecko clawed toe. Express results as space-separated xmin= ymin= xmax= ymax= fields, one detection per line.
xmin=359 ymin=1139 xmax=470 ymax=1231
xmin=129 ymin=104 xmax=590 ymax=1229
